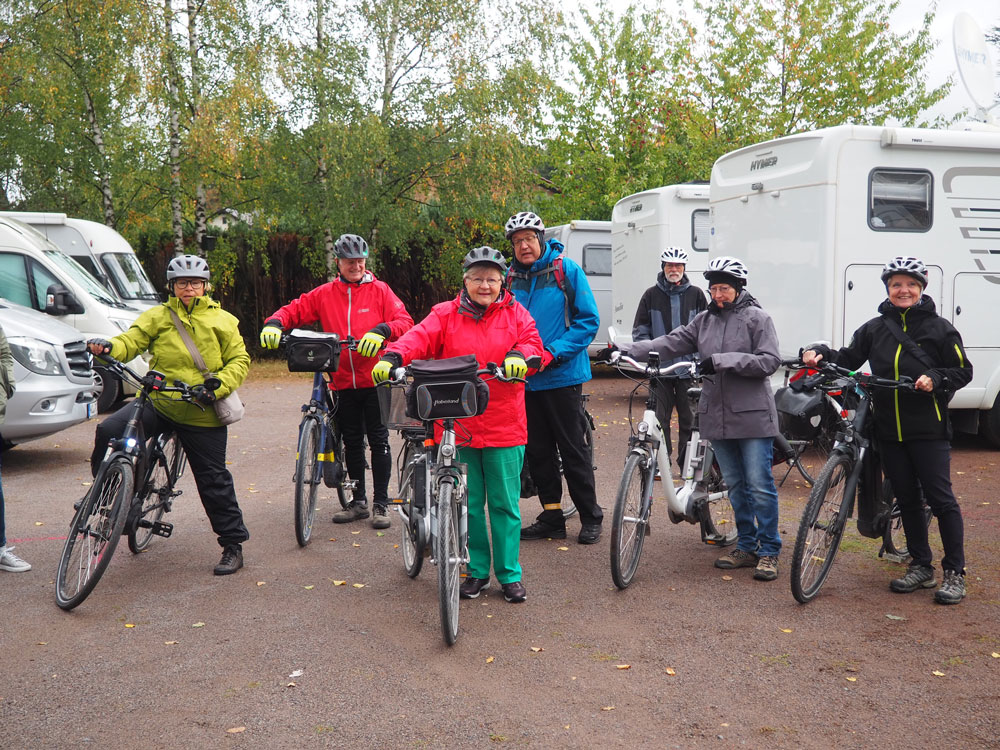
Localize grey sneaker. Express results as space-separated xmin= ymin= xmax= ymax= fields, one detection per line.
xmin=0 ymin=546 xmax=31 ymax=572
xmin=890 ymin=563 xmax=936 ymax=593
xmin=714 ymin=548 xmax=758 ymax=569
xmin=934 ymin=570 xmax=966 ymax=605
xmin=372 ymin=505 xmax=391 ymax=530
xmin=333 ymin=501 xmax=370 ymax=524
xmin=753 ymin=555 xmax=779 ymax=581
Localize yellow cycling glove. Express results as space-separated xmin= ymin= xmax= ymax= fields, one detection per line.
xmin=503 ymin=354 xmax=528 ymax=381
xmin=372 ymin=359 xmax=394 ymax=386
xmin=260 ymin=325 xmax=282 ymax=350
xmin=357 ymin=331 xmax=386 ymax=358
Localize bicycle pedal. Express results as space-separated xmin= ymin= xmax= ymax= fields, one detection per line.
xmin=150 ymin=521 xmax=174 ymax=538
xmin=390 ymin=496 xmax=404 ymax=504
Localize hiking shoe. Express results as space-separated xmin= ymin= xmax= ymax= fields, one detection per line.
xmin=890 ymin=563 xmax=936 ymax=593
xmin=578 ymin=523 xmax=602 ymax=545
xmin=372 ymin=505 xmax=391 ymax=529
xmin=714 ymin=548 xmax=758 ymax=569
xmin=753 ymin=555 xmax=779 ymax=581
xmin=501 ymin=581 xmax=527 ymax=603
xmin=520 ymin=521 xmax=566 ymax=540
xmin=460 ymin=576 xmax=490 ymax=599
xmin=934 ymin=570 xmax=966 ymax=605
xmin=0 ymin=546 xmax=31 ymax=573
xmin=213 ymin=545 xmax=243 ymax=576
xmin=333 ymin=501 xmax=370 ymax=524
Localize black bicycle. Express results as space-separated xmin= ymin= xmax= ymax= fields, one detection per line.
xmin=774 ymin=360 xmax=846 ymax=486
xmin=55 ymin=357 xmax=197 ymax=610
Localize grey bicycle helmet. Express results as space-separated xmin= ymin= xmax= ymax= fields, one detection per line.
xmin=880 ymin=256 xmax=928 ymax=288
xmin=334 ymin=233 xmax=369 ymax=259
xmin=660 ymin=247 xmax=689 ymax=265
xmin=166 ymin=254 xmax=210 ymax=281
xmin=504 ymin=211 xmax=545 ymax=240
xmin=462 ymin=246 xmax=508 ymax=274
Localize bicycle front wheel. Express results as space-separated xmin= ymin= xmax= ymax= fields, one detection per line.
xmin=700 ymin=458 xmax=737 ymax=546
xmin=610 ymin=452 xmax=651 ymax=590
xmin=399 ymin=443 xmax=424 ymax=579
xmin=55 ymin=457 xmax=133 ymax=610
xmin=790 ymin=452 xmax=854 ymax=603
xmin=294 ymin=416 xmax=322 ymax=547
xmin=435 ymin=481 xmax=461 ymax=645
xmin=128 ymin=433 xmax=183 ymax=553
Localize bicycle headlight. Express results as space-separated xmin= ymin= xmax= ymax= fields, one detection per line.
xmin=8 ymin=336 xmax=65 ymax=376
xmin=439 ymin=443 xmax=456 ymax=459
xmin=637 ymin=420 xmax=650 ymax=436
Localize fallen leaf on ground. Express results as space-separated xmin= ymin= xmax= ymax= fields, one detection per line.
xmin=393 ymin=544 xmax=399 ymax=549
xmin=34 ymin=521 xmax=44 ymax=526
xmin=226 ymin=727 xmax=246 ymax=734
xmin=352 ymin=543 xmax=361 ymax=548
xmin=992 ymin=652 xmax=1000 ymax=659
xmin=615 ymin=664 xmax=631 ymax=670
xmin=256 ymin=581 xmax=266 ymax=586
xmin=885 ymin=614 xmax=907 ymax=621
xmin=303 ymin=585 xmax=314 ymax=590
xmin=124 ymin=623 xmax=135 ymax=628
xmin=780 ymin=628 xmax=793 ymax=633
xmin=164 ymin=641 xmax=178 ymax=645
xmin=557 ymin=546 xmax=569 ymax=551
xmin=601 ymin=706 xmax=615 ymax=711
xmin=376 ymin=531 xmax=385 ymax=537
xmin=932 ymin=670 xmax=945 ymax=676
xmin=846 ymin=677 xmax=857 ymax=682
xmin=289 ymin=669 xmax=304 ymax=678
xmin=721 ymin=575 xmax=733 ymax=581
xmin=192 ymin=622 xmax=205 ymax=628
xmin=286 ymin=682 xmax=296 ymax=687
xmin=486 ymin=656 xmax=495 ymax=663
xmin=332 ymin=580 xmax=346 ymax=586
xmin=37 ymin=642 xmax=47 ymax=646
xmin=530 ymin=647 xmax=543 ymax=652
xmin=351 ymin=531 xmax=361 ymax=535
xmin=665 ymin=668 xmax=676 ymax=675
xmin=352 ymin=583 xmax=365 ymax=588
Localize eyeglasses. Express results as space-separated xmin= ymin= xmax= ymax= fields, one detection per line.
xmin=339 ymin=258 xmax=365 ymax=266
xmin=468 ymin=277 xmax=502 ymax=287
xmin=708 ymin=284 xmax=735 ymax=295
xmin=174 ymin=279 xmax=206 ymax=289
xmin=511 ymin=236 xmax=537 ymax=248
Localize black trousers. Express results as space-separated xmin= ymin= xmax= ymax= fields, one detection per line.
xmin=879 ymin=439 xmax=964 ymax=573
xmin=91 ymin=403 xmax=249 ymax=548
xmin=654 ymin=377 xmax=695 ymax=469
xmin=336 ymin=387 xmax=391 ymax=507
xmin=525 ymin=385 xmax=603 ymax=528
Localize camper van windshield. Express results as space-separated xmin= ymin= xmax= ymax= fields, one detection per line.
xmin=101 ymin=253 xmax=159 ymax=301
xmin=44 ymin=250 xmax=128 ymax=308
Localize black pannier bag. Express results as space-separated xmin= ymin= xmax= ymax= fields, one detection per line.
xmin=405 ymin=354 xmax=490 ymax=421
xmin=774 ymin=384 xmax=825 ymax=441
xmin=286 ymin=331 xmax=341 ymax=372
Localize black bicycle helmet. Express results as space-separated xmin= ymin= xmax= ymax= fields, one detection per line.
xmin=334 ymin=233 xmax=369 ymax=259
xmin=462 ymin=246 xmax=508 ymax=274
xmin=166 ymin=254 xmax=210 ymax=281
xmin=880 ymin=256 xmax=928 ymax=288
xmin=504 ymin=211 xmax=545 ymax=240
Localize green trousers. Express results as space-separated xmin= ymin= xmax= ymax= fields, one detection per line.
xmin=459 ymin=445 xmax=525 ymax=584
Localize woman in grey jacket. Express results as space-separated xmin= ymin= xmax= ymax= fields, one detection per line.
xmin=620 ymin=257 xmax=783 ymax=581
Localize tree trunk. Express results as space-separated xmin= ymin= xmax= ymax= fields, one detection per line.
xmin=165 ymin=0 xmax=185 ymax=254
xmin=187 ymin=0 xmax=206 ymax=251
xmin=82 ymin=88 xmax=116 ymax=227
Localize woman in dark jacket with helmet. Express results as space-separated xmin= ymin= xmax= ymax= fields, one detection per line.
xmin=802 ymin=256 xmax=972 ymax=604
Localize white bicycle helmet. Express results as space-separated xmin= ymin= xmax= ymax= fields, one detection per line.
xmin=166 ymin=254 xmax=210 ymax=281
xmin=880 ymin=256 xmax=928 ymax=288
xmin=462 ymin=246 xmax=508 ymax=274
xmin=703 ymin=256 xmax=749 ymax=282
xmin=504 ymin=211 xmax=545 ymax=240
xmin=660 ymin=247 xmax=689 ymax=264
xmin=334 ymin=233 xmax=369 ymax=259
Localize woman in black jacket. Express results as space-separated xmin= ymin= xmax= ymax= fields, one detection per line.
xmin=802 ymin=257 xmax=972 ymax=604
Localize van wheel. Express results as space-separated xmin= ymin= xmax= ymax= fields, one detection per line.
xmin=94 ymin=366 xmax=122 ymax=413
xmin=979 ymin=396 xmax=1000 ymax=449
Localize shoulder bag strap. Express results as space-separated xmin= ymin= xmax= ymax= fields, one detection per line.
xmin=168 ymin=308 xmax=211 ymax=376
xmin=880 ymin=316 xmax=936 ymax=370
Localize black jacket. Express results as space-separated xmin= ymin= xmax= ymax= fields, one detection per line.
xmin=813 ymin=296 xmax=972 ymax=442
xmin=631 ymin=273 xmax=708 ymax=376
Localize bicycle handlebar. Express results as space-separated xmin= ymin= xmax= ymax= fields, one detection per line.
xmin=380 ymin=360 xmax=531 ymax=387
xmin=809 ymin=361 xmax=915 ymax=391
xmin=92 ymin=354 xmax=205 ymax=404
xmin=610 ymin=351 xmax=698 ymax=378
xmin=279 ymin=330 xmax=358 ymax=350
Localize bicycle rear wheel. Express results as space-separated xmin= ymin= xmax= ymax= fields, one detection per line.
xmin=610 ymin=452 xmax=651 ymax=590
xmin=294 ymin=416 xmax=322 ymax=547
xmin=55 ymin=458 xmax=133 ymax=610
xmin=880 ymin=478 xmax=933 ymax=559
xmin=436 ymin=482 xmax=461 ymax=645
xmin=700 ymin=458 xmax=737 ymax=546
xmin=399 ymin=443 xmax=424 ymax=578
xmin=790 ymin=452 xmax=854 ymax=603
xmin=323 ymin=423 xmax=350 ymax=510
xmin=128 ymin=433 xmax=183 ymax=553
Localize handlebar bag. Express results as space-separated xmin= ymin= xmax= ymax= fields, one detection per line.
xmin=775 ymin=385 xmax=824 ymax=441
xmin=406 ymin=354 xmax=489 ymax=420
xmin=286 ymin=332 xmax=342 ymax=372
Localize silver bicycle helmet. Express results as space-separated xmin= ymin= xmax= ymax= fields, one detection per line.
xmin=462 ymin=246 xmax=508 ymax=274
xmin=504 ymin=211 xmax=545 ymax=240
xmin=334 ymin=233 xmax=369 ymax=259
xmin=880 ymin=256 xmax=928 ymax=288
xmin=660 ymin=247 xmax=689 ymax=265
xmin=166 ymin=254 xmax=210 ymax=281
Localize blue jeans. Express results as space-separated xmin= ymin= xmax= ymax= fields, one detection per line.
xmin=711 ymin=438 xmax=781 ymax=557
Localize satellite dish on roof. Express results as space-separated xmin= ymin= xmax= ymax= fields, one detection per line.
xmin=953 ymin=12 xmax=996 ymax=119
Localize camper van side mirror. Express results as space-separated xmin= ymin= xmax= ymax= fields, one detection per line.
xmin=45 ymin=284 xmax=86 ymax=316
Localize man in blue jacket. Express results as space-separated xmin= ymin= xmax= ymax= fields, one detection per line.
xmin=504 ymin=211 xmax=603 ymax=544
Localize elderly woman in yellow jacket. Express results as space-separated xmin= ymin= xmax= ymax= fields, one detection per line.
xmin=87 ymin=255 xmax=250 ymax=575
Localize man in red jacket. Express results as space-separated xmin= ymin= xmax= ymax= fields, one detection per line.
xmin=260 ymin=234 xmax=413 ymax=528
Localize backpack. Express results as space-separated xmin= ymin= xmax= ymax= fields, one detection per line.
xmin=506 ymin=253 xmax=575 ymax=328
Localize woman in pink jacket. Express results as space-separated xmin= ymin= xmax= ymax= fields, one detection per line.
xmin=373 ymin=247 xmax=542 ymax=603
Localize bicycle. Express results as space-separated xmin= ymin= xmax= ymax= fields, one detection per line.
xmin=55 ymin=357 xmax=198 ymax=610
xmin=379 ymin=355 xmax=522 ymax=645
xmin=606 ymin=349 xmax=736 ymax=589
xmin=281 ymin=330 xmax=358 ymax=547
xmin=789 ymin=361 xmax=922 ymax=603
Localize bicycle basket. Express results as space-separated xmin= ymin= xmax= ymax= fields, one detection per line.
xmin=405 ymin=355 xmax=489 ymax=421
xmin=286 ymin=330 xmax=341 ymax=372
xmin=377 ymin=384 xmax=422 ymax=430
xmin=775 ymin=385 xmax=824 ymax=441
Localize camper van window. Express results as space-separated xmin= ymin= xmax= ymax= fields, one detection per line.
xmin=692 ymin=209 xmax=710 ymax=251
xmin=102 ymin=253 xmax=159 ymax=301
xmin=44 ymin=250 xmax=124 ymax=307
xmin=582 ymin=244 xmax=612 ymax=276
xmin=0 ymin=253 xmax=35 ymax=308
xmin=868 ymin=169 xmax=932 ymax=232
xmin=29 ymin=259 xmax=62 ymax=309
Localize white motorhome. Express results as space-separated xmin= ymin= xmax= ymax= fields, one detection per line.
xmin=610 ymin=183 xmax=711 ymax=346
xmin=544 ymin=220 xmax=612 ymax=357
xmin=0 ymin=212 xmax=161 ymax=311
xmin=709 ymin=123 xmax=1000 ymax=445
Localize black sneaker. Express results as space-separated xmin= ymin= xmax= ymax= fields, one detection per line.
xmin=934 ymin=570 xmax=966 ymax=605
xmin=520 ymin=521 xmax=566 ymax=540
xmin=460 ymin=576 xmax=490 ymax=599
xmin=501 ymin=581 xmax=527 ymax=603
xmin=372 ymin=505 xmax=391 ymax=529
xmin=213 ymin=545 xmax=243 ymax=576
xmin=890 ymin=563 xmax=936 ymax=593
xmin=578 ymin=523 xmax=602 ymax=544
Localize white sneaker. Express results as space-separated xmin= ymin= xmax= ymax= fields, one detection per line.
xmin=0 ymin=545 xmax=32 ymax=572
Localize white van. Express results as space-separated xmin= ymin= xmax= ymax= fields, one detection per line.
xmin=0 ymin=216 xmax=147 ymax=412
xmin=544 ymin=220 xmax=612 ymax=357
xmin=709 ymin=123 xmax=1000 ymax=445
xmin=0 ymin=211 xmax=161 ymax=311
xmin=0 ymin=299 xmax=95 ymax=448
xmin=609 ymin=183 xmax=711 ymax=346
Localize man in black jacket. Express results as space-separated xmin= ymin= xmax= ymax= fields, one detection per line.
xmin=631 ymin=247 xmax=708 ymax=471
